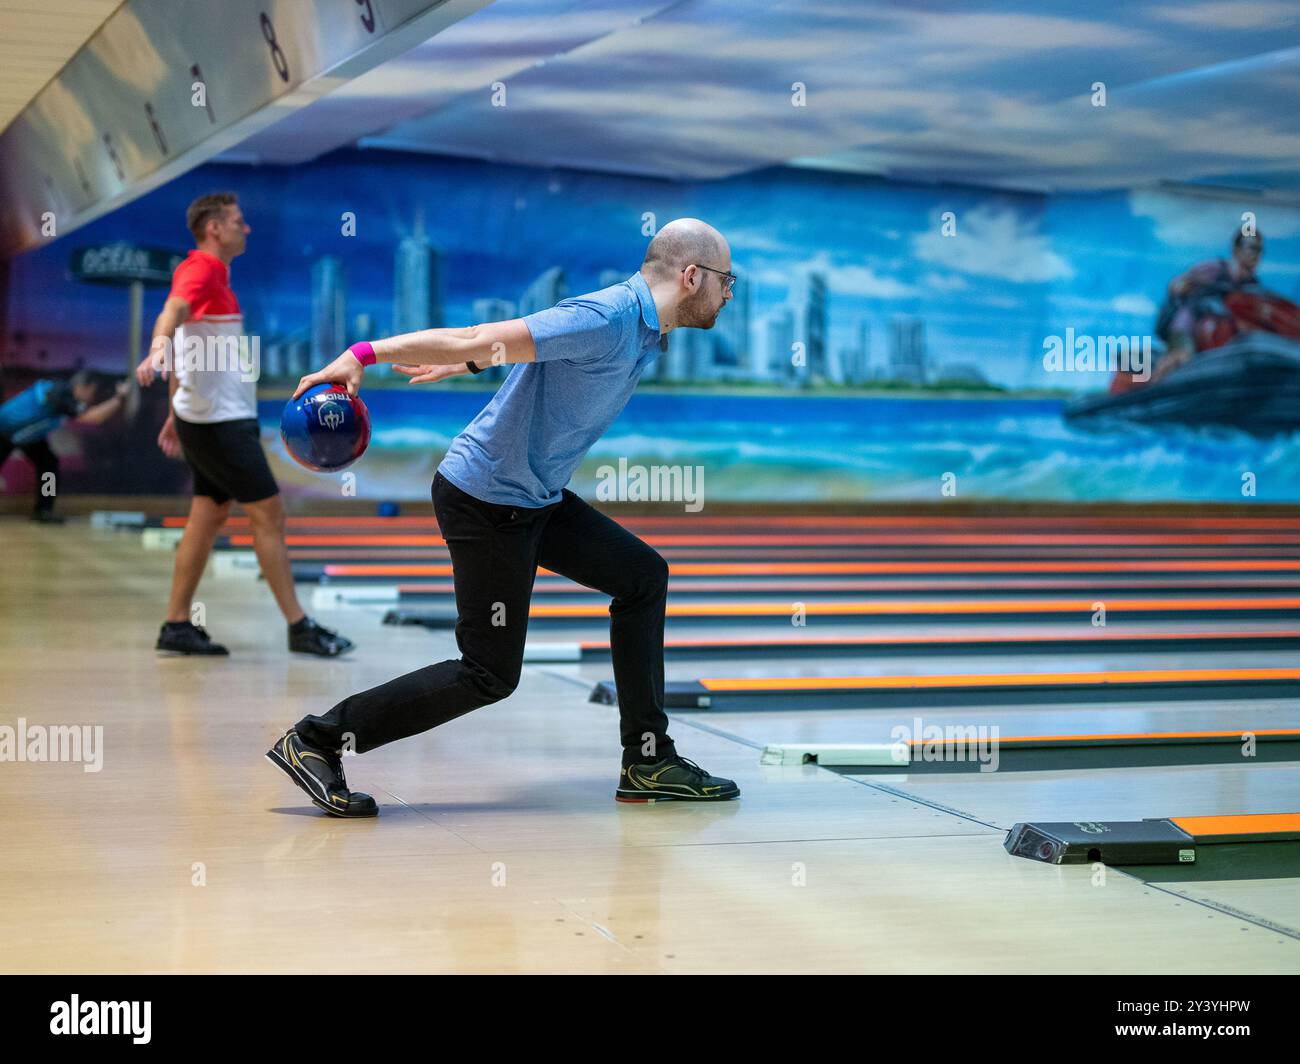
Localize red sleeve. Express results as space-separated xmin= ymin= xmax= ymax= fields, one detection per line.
xmin=169 ymin=257 xmax=216 ymax=307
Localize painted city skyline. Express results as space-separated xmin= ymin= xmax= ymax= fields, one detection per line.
xmin=6 ymin=148 xmax=1300 ymax=396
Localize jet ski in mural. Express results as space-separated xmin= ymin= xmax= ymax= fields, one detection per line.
xmin=1066 ymin=230 xmax=1300 ymax=437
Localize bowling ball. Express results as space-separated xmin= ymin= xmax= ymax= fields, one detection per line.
xmin=280 ymin=384 xmax=371 ymax=472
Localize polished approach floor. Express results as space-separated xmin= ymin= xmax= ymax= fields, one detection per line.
xmin=1 ymin=516 xmax=1298 ymax=974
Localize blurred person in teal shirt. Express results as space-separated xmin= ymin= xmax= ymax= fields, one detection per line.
xmin=0 ymin=372 xmax=129 ymax=522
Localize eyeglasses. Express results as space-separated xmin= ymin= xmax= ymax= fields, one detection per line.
xmin=685 ymin=263 xmax=737 ymax=292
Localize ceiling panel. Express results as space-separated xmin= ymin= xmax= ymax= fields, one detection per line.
xmin=0 ymin=0 xmax=122 ymax=133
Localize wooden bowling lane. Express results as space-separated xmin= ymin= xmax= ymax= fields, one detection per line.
xmin=301 ymin=555 xmax=1300 ymax=613
xmin=163 ymin=513 xmax=1300 ymax=531
xmin=760 ymin=714 xmax=1300 ymax=774
xmin=293 ymin=554 xmax=1300 ymax=584
xmin=563 ymin=599 xmax=1300 ymax=710
xmin=698 ymin=697 xmax=1300 ymax=752
xmin=278 ymin=545 xmax=1300 ymax=563
xmin=590 ymin=667 xmax=1300 ymax=711
xmin=318 ymin=558 xmax=1300 ymax=577
xmin=204 ymin=510 xmax=1300 ymax=554
xmin=383 ymin=577 xmax=1300 ymax=603
xmin=544 ymin=617 xmax=1299 ymax=695
xmin=384 ymin=596 xmax=1300 ymax=629
xmin=244 ymin=530 xmax=1300 ymax=547
xmin=676 ymin=698 xmax=1300 ymax=940
xmin=523 ymin=628 xmax=1300 ymax=662
xmin=793 ymin=729 xmax=1300 ymax=774
xmin=188 ymin=510 xmax=1300 ymax=568
xmin=7 ymin=521 xmax=1300 ymax=971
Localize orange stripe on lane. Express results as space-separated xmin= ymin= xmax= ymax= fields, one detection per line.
xmin=323 ymin=559 xmax=1300 ymax=577
xmin=397 ymin=579 xmax=1300 ymax=595
xmin=291 ymin=550 xmax=445 ymax=560
xmin=299 ymin=546 xmax=1300 ymax=561
xmin=328 ymin=564 xmax=457 ymax=576
xmin=169 ymin=514 xmax=1300 ymax=530
xmin=233 ymin=535 xmax=448 ymax=547
xmin=698 ymin=667 xmax=1300 ymax=691
xmin=600 ymin=593 xmax=1300 ymax=616
xmin=681 ymin=629 xmax=1300 ymax=645
xmin=574 ymin=629 xmax=1300 ymax=650
xmin=618 ymin=533 xmax=1300 ymax=546
xmin=169 ymin=516 xmax=441 ymax=529
xmin=526 ymin=597 xmax=1300 ymax=618
xmin=659 ymin=559 xmax=1300 ymax=574
xmin=1170 ymin=813 xmax=1300 ymax=837
xmin=240 ymin=532 xmax=1300 ymax=547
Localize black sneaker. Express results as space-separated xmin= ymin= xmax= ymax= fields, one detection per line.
xmin=30 ymin=511 xmax=65 ymax=524
xmin=288 ymin=616 xmax=354 ymax=657
xmin=616 ymin=755 xmax=740 ymax=803
xmin=265 ymin=730 xmax=377 ymax=818
xmin=156 ymin=621 xmax=229 ymax=656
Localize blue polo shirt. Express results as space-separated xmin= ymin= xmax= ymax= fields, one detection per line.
xmin=438 ymin=272 xmax=663 ymax=508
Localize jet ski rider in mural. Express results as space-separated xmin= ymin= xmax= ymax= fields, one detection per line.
xmin=1142 ymin=228 xmax=1264 ymax=388
xmin=1107 ymin=227 xmax=1300 ymax=396
xmin=1070 ymin=226 xmax=1300 ymax=436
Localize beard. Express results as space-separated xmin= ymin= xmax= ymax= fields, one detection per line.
xmin=678 ymin=288 xmax=722 ymax=329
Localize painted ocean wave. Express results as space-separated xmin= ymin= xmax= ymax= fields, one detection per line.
xmin=261 ymin=393 xmax=1300 ymax=502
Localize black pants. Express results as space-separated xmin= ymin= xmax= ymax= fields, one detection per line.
xmin=296 ymin=471 xmax=676 ymax=768
xmin=0 ymin=436 xmax=59 ymax=515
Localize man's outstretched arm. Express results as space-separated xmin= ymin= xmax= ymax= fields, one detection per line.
xmin=376 ymin=319 xmax=536 ymax=367
xmin=294 ymin=319 xmax=535 ymax=398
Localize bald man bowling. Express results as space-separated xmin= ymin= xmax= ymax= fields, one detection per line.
xmin=268 ymin=219 xmax=741 ymax=816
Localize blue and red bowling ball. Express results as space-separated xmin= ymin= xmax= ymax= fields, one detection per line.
xmin=280 ymin=384 xmax=371 ymax=472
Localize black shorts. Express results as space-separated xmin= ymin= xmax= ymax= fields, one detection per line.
xmin=173 ymin=415 xmax=278 ymax=505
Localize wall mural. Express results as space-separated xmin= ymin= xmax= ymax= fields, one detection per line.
xmin=4 ymin=148 xmax=1299 ymax=504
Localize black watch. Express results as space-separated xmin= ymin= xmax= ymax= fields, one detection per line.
xmin=466 ymin=360 xmax=484 ymax=374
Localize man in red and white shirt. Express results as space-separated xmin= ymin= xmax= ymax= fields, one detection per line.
xmin=136 ymin=192 xmax=351 ymax=657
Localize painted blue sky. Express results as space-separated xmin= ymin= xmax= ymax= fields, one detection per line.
xmin=6 ymin=147 xmax=1300 ymax=391
xmin=235 ymin=0 xmax=1300 ymax=192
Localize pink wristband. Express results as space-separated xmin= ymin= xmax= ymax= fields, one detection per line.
xmin=349 ymin=341 xmax=376 ymax=367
